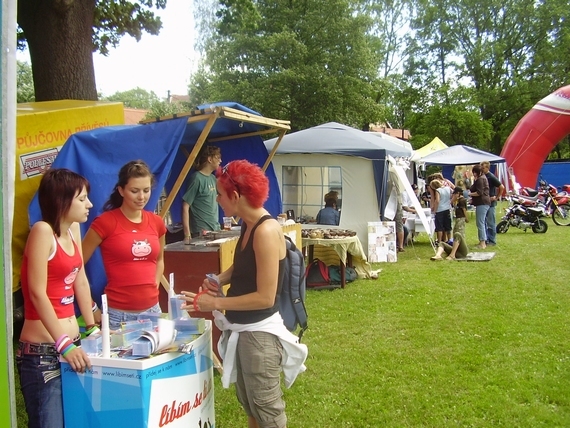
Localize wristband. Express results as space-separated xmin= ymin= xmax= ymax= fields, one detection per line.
xmin=192 ymin=290 xmax=209 ymax=312
xmin=62 ymin=344 xmax=77 ymax=358
xmin=57 ymin=337 xmax=72 ymax=353
xmin=92 ymin=302 xmax=99 ymax=313
xmin=55 ymin=334 xmax=69 ymax=350
xmin=85 ymin=325 xmax=101 ymax=336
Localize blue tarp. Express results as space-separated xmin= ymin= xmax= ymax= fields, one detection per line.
xmin=28 ymin=102 xmax=283 ymax=306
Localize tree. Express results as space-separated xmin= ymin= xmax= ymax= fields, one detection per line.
xmin=103 ymin=87 xmax=160 ymax=109
xmin=17 ymin=61 xmax=35 ymax=103
xmin=408 ymin=0 xmax=568 ymax=153
xmin=190 ymin=0 xmax=386 ymax=130
xmin=17 ymin=0 xmax=167 ymax=101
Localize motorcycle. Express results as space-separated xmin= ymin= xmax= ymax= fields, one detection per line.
xmin=512 ymin=179 xmax=570 ymax=226
xmin=496 ymin=199 xmax=548 ymax=234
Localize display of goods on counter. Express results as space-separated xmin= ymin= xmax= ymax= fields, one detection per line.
xmin=301 ymin=228 xmax=357 ymax=239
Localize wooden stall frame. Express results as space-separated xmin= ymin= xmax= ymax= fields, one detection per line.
xmin=141 ymin=106 xmax=290 ymax=373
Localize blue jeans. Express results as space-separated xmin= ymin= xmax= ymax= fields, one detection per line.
xmin=107 ymin=302 xmax=162 ymax=330
xmin=475 ymin=205 xmax=490 ymax=243
xmin=16 ymin=350 xmax=63 ymax=428
xmin=486 ymin=204 xmax=497 ymax=244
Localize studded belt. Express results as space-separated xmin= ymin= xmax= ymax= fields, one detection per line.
xmin=19 ymin=341 xmax=58 ymax=356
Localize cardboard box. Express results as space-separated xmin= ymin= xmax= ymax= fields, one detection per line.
xmin=62 ymin=321 xmax=215 ymax=427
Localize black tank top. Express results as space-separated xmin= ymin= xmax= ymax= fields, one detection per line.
xmin=226 ymin=215 xmax=286 ymax=324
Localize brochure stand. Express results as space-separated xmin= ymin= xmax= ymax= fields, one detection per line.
xmin=61 ymin=321 xmax=214 ymax=428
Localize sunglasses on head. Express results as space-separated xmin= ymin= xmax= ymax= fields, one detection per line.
xmin=222 ymin=164 xmax=241 ymax=195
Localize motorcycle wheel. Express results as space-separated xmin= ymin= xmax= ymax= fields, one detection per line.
xmin=552 ymin=204 xmax=570 ymax=226
xmin=496 ymin=220 xmax=509 ymax=233
xmin=532 ymin=220 xmax=548 ymax=233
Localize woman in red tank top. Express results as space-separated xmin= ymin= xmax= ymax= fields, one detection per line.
xmin=17 ymin=168 xmax=97 ymax=428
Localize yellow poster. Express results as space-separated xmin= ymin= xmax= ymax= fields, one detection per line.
xmin=13 ymin=100 xmax=124 ymax=292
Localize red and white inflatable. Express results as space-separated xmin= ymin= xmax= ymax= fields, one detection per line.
xmin=501 ymin=85 xmax=570 ymax=188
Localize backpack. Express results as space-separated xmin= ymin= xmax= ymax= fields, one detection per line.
xmin=305 ymin=259 xmax=340 ymax=290
xmin=328 ymin=265 xmax=358 ymax=285
xmin=280 ymin=235 xmax=308 ymax=341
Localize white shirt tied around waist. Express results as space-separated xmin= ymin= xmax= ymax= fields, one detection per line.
xmin=213 ymin=310 xmax=308 ymax=389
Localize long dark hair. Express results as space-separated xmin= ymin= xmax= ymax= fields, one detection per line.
xmin=38 ymin=168 xmax=90 ymax=237
xmin=103 ymin=160 xmax=154 ymax=211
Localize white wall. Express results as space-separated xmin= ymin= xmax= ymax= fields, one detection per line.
xmin=271 ymin=153 xmax=380 ymax=247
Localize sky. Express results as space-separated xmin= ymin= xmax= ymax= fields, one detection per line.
xmin=18 ymin=0 xmax=199 ymax=100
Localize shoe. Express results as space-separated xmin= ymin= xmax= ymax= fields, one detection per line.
xmin=486 ymin=242 xmax=496 ymax=246
xmin=474 ymin=244 xmax=486 ymax=249
xmin=430 ymin=255 xmax=443 ymax=261
xmin=446 ymin=240 xmax=453 ymax=245
xmin=398 ymin=247 xmax=405 ymax=252
xmin=446 ymin=256 xmax=456 ymax=261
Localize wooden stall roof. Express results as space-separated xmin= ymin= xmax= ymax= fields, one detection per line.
xmin=140 ymin=105 xmax=291 ymax=220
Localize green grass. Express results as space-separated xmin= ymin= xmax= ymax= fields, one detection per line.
xmin=14 ymin=203 xmax=570 ymax=426
xmin=214 ymin=203 xmax=570 ymax=427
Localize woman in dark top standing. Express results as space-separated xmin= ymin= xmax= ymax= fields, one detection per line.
xmin=180 ymin=160 xmax=307 ymax=428
xmin=469 ymin=164 xmax=491 ymax=249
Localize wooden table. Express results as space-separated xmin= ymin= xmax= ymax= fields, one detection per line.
xmin=302 ymin=236 xmax=365 ymax=288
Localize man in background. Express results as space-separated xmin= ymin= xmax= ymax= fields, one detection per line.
xmin=182 ymin=145 xmax=222 ymax=244
xmin=480 ymin=161 xmax=505 ymax=246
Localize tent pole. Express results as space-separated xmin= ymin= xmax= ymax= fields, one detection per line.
xmin=157 ymin=112 xmax=220 ymax=296
xmin=262 ymin=129 xmax=287 ymax=172
xmin=158 ymin=112 xmax=219 ymax=220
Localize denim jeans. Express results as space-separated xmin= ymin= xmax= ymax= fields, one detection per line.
xmin=486 ymin=204 xmax=497 ymax=244
xmin=475 ymin=205 xmax=490 ymax=243
xmin=16 ymin=351 xmax=63 ymax=428
xmin=107 ymin=302 xmax=162 ymax=330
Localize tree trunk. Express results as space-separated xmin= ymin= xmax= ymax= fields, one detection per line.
xmin=17 ymin=0 xmax=98 ymax=101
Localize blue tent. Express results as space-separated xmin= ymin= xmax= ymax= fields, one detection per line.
xmin=29 ymin=102 xmax=290 ymax=305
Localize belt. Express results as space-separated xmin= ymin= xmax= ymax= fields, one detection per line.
xmin=19 ymin=341 xmax=58 ymax=356
xmin=19 ymin=337 xmax=81 ymax=356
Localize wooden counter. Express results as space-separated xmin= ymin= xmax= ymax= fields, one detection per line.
xmin=161 ymin=223 xmax=301 ymax=358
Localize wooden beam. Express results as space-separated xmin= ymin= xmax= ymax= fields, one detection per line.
xmin=157 ymin=112 xmax=220 ymax=219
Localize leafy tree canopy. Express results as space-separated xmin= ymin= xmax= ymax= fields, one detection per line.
xmin=17 ymin=0 xmax=168 ymax=101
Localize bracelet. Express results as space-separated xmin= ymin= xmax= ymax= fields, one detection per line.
xmin=62 ymin=344 xmax=77 ymax=357
xmin=85 ymin=325 xmax=101 ymax=336
xmin=192 ymin=290 xmax=210 ymax=312
xmin=92 ymin=302 xmax=99 ymax=313
xmin=57 ymin=337 xmax=72 ymax=353
xmin=55 ymin=334 xmax=69 ymax=350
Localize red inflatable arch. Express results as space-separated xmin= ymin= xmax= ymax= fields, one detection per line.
xmin=501 ymin=85 xmax=570 ymax=188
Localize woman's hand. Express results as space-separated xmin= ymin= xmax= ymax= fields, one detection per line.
xmin=179 ymin=288 xmax=217 ymax=312
xmin=63 ymin=346 xmax=92 ymax=373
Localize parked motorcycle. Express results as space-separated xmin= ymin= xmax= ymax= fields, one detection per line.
xmin=512 ymin=179 xmax=570 ymax=226
xmin=496 ymin=200 xmax=548 ymax=234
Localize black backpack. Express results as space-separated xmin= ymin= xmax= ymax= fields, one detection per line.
xmin=280 ymin=235 xmax=308 ymax=341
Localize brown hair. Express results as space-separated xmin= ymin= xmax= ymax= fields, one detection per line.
xmin=194 ymin=145 xmax=221 ymax=170
xmin=103 ymin=160 xmax=155 ymax=211
xmin=38 ymin=168 xmax=90 ymax=236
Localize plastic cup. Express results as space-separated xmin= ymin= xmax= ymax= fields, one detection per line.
xmin=223 ymin=217 xmax=233 ymax=230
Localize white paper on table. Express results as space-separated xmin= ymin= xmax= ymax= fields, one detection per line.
xmin=139 ymin=318 xmax=177 ymax=354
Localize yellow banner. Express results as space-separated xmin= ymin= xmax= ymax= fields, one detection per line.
xmin=13 ymin=100 xmax=124 ymax=292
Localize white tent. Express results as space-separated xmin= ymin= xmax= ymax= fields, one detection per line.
xmin=264 ymin=122 xmax=414 ymax=246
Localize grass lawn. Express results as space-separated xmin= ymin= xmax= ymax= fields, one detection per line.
xmin=14 ymin=203 xmax=570 ymax=426
xmin=214 ymin=204 xmax=570 ymax=427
